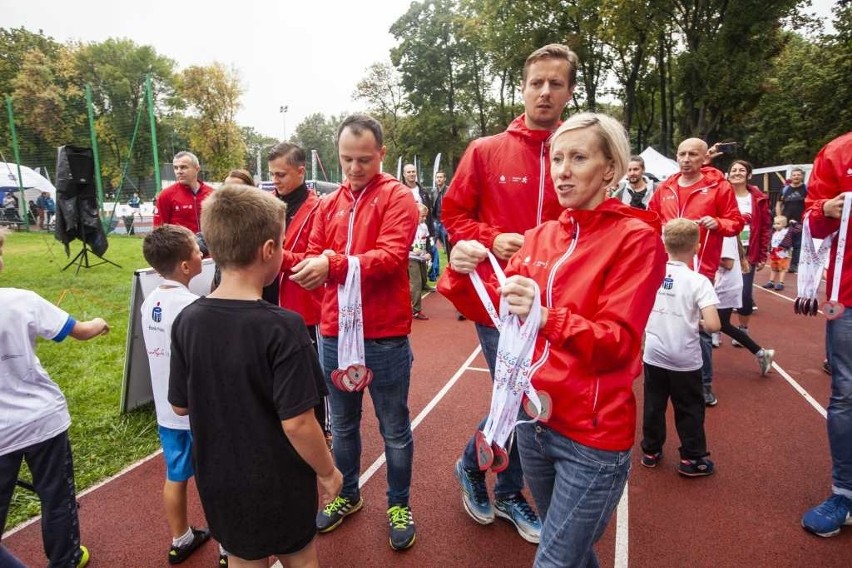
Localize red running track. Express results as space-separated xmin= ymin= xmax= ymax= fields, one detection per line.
xmin=4 ymin=280 xmax=851 ymax=567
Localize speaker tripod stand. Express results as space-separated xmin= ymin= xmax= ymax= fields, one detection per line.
xmin=61 ymin=218 xmax=121 ymax=275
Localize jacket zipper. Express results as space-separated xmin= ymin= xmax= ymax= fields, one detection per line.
xmin=536 ymin=142 xmax=545 ymax=224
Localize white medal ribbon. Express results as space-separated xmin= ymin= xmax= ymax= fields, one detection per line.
xmin=337 ymin=256 xmax=365 ymax=369
xmin=798 ymin=219 xmax=837 ymax=303
xmin=469 ymin=251 xmax=543 ymax=449
xmin=827 ymin=193 xmax=852 ymax=306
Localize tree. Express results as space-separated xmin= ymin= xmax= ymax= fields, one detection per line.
xmin=241 ymin=126 xmax=279 ymax=181
xmin=353 ymin=61 xmax=409 ymax=161
xmin=288 ymin=113 xmax=342 ymax=182
xmin=177 ymin=62 xmax=246 ymax=181
xmin=75 ymin=38 xmax=177 ymax=192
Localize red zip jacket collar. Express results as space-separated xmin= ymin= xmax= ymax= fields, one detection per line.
xmin=307 ymin=173 xmax=419 ymax=338
xmin=441 ymin=114 xmax=563 ymax=259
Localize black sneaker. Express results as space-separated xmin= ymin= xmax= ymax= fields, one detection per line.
xmin=316 ymin=495 xmax=364 ymax=533
xmin=678 ymin=457 xmax=715 ymax=477
xmin=641 ymin=451 xmax=662 ymax=468
xmin=168 ymin=527 xmax=211 ymax=564
xmin=387 ymin=504 xmax=416 ymax=550
xmin=823 ymin=360 xmax=832 ymax=376
xmin=219 ymin=553 xmax=228 ymax=566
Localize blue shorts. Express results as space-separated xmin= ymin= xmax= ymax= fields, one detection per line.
xmin=158 ymin=426 xmax=194 ymax=482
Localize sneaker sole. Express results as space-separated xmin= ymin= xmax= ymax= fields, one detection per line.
xmin=801 ymin=520 xmax=843 ymax=538
xmin=317 ymin=498 xmax=364 ymax=534
xmin=389 ymin=534 xmax=416 ymax=551
xmin=455 ymin=462 xmax=494 ymax=525
xmin=494 ymin=507 xmax=540 ymax=544
xmin=677 ymin=468 xmax=715 ymax=478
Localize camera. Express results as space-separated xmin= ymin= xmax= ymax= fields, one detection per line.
xmin=716 ymin=142 xmax=738 ymax=154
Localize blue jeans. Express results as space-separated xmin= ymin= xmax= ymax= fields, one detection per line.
xmin=321 ymin=336 xmax=414 ymax=507
xmin=517 ymin=420 xmax=630 ymax=568
xmin=460 ymin=324 xmax=525 ymax=498
xmin=826 ymin=309 xmax=852 ymax=498
xmin=0 ymin=430 xmax=82 ymax=568
xmin=700 ymin=329 xmax=713 ymax=385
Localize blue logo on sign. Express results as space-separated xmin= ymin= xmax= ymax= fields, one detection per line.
xmin=662 ymin=275 xmax=674 ymax=290
xmin=152 ymin=303 xmax=162 ymax=323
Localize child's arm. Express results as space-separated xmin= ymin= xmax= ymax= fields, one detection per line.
xmin=70 ymin=318 xmax=109 ymax=340
xmin=282 ymin=410 xmax=342 ymax=500
xmin=700 ymin=305 xmax=721 ymax=333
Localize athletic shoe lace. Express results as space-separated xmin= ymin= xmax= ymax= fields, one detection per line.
xmin=323 ymin=496 xmax=350 ymax=516
xmin=821 ymin=494 xmax=851 ymax=517
xmin=388 ymin=505 xmax=412 ymax=529
xmin=467 ymin=471 xmax=489 ymax=504
xmin=506 ymin=496 xmax=538 ymax=523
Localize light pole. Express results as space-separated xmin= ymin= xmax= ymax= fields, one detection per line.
xmin=279 ymin=105 xmax=289 ymax=140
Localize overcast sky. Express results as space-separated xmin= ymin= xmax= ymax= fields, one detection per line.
xmin=4 ymin=0 xmax=414 ymax=139
xmin=4 ymin=0 xmax=839 ymax=142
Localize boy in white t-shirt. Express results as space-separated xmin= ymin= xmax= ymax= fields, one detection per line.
xmin=0 ymin=229 xmax=109 ymax=568
xmin=641 ymin=219 xmax=721 ymax=477
xmin=408 ymin=203 xmax=432 ymax=320
xmin=141 ymin=225 xmax=214 ymax=565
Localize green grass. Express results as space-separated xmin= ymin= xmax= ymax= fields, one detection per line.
xmin=2 ymin=230 xmax=159 ymax=529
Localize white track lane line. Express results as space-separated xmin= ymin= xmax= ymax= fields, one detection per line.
xmin=358 ymin=345 xmax=482 ymax=487
xmin=614 ymin=483 xmax=629 ymax=568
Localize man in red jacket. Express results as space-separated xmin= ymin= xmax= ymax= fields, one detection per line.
xmin=647 ymin=137 xmax=744 ymax=407
xmin=800 ymin=132 xmax=852 ymax=538
xmin=440 ymin=43 xmax=578 ymax=544
xmin=291 ymin=114 xmax=419 ymax=551
xmin=153 ymin=152 xmax=213 ymax=233
xmin=268 ymin=141 xmax=329 ymax=442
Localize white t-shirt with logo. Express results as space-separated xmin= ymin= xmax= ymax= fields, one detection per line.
xmin=736 ymin=194 xmax=752 ymax=247
xmin=0 ymin=288 xmax=75 ymax=456
xmin=644 ymin=262 xmax=719 ymax=372
xmin=714 ymin=237 xmax=743 ymax=310
xmin=141 ymin=281 xmax=198 ymax=430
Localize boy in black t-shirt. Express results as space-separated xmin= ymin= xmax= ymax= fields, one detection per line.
xmin=168 ymin=184 xmax=342 ymax=567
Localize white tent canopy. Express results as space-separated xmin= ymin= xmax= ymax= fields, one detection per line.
xmin=639 ymin=146 xmax=679 ymax=180
xmin=0 ymin=162 xmax=57 ymax=205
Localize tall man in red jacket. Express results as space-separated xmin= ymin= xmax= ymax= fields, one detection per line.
xmin=441 ymin=43 xmax=578 ymax=544
xmin=800 ymin=132 xmax=852 ymax=538
xmin=153 ymin=151 xmax=214 ymax=233
xmin=290 ymin=114 xmax=419 ymax=551
xmin=647 ymin=138 xmax=744 ymax=407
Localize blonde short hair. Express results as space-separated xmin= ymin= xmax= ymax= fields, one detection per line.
xmin=552 ymin=112 xmax=630 ymax=187
xmin=774 ymin=215 xmax=788 ymax=227
xmin=663 ymin=218 xmax=700 ymax=255
xmin=201 ymin=184 xmax=286 ymax=269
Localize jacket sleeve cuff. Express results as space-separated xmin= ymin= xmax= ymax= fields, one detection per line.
xmin=327 ymin=253 xmax=348 ymax=284
xmin=541 ymin=307 xmax=569 ymax=342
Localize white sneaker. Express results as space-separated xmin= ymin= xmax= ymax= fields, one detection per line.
xmin=757 ymin=349 xmax=775 ymax=376
xmin=711 ymin=332 xmax=721 ymax=348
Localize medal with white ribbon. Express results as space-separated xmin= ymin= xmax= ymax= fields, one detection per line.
xmin=331 ymin=256 xmax=373 ymax=392
xmin=823 ymin=193 xmax=851 ymax=319
xmin=469 ymin=251 xmax=542 ymax=472
xmin=796 ymin=213 xmax=834 ymax=317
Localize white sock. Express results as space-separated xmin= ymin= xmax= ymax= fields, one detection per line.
xmin=173 ymin=527 xmax=194 ymax=548
xmin=756 ymin=349 xmax=765 ymax=357
xmin=219 ymin=543 xmax=228 ymax=556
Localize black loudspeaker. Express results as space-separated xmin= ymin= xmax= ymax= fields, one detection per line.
xmin=56 ymin=146 xmax=96 ymax=198
xmin=54 ymin=145 xmax=108 ymax=258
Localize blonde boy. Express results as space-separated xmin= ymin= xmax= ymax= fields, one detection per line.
xmin=168 ymin=185 xmax=341 ymax=567
xmin=641 ymin=218 xmax=721 ymax=477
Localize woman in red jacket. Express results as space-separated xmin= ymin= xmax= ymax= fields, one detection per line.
xmin=725 ymin=159 xmax=771 ymax=336
xmin=440 ymin=112 xmax=666 ymax=567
